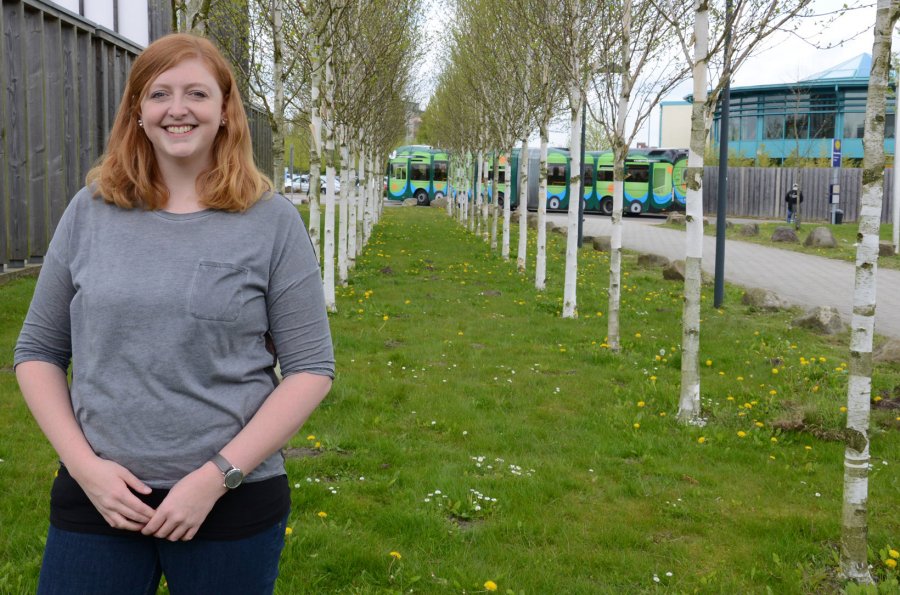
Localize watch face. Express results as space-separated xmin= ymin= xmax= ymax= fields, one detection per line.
xmin=224 ymin=468 xmax=244 ymax=489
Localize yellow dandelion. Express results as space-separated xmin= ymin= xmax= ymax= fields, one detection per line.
xmin=697 ymin=436 xmax=706 ymax=444
xmin=285 ymin=527 xmax=293 ymax=536
xmin=317 ymin=511 xmax=328 ymax=518
xmin=383 ymin=315 xmax=389 ymax=321
xmin=633 ymin=423 xmax=641 ymax=429
xmin=635 ymin=332 xmax=642 ymax=338
xmin=390 ymin=551 xmax=402 ymax=560
xmin=404 ymin=299 xmax=411 ymax=304
xmin=659 ymin=412 xmax=666 ymax=417
xmin=769 ymin=390 xmax=777 ymax=396
xmin=819 ymin=357 xmax=827 ymax=363
xmin=812 ymin=385 xmax=820 ymax=393
xmin=737 ymin=376 xmax=744 ymax=381
xmin=840 ymin=406 xmax=848 ymax=413
xmin=458 ymin=331 xmax=464 ymax=336
xmin=705 ymin=359 xmax=712 ymax=366
xmin=637 ymin=401 xmax=646 ymax=407
xmin=770 ymin=437 xmax=778 ymax=443
xmin=727 ymin=395 xmax=735 ymax=401
xmin=805 ymin=446 xmax=812 ymax=451
xmin=307 ymin=435 xmax=316 ymax=441
xmin=737 ymin=431 xmax=747 ymax=438
xmin=886 ymin=559 xmax=897 ymax=569
xmin=755 ymin=421 xmax=764 ymax=428
xmin=484 ymin=581 xmax=498 ymax=591
xmin=315 ymin=441 xmax=322 ymax=448
xmin=649 ymin=375 xmax=657 ymax=382
xmin=889 ymin=549 xmax=899 ymax=559
xmin=771 ymin=368 xmax=779 ymax=374
xmin=874 ymin=396 xmax=882 ymax=402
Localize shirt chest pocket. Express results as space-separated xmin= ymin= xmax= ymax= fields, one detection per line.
xmin=188 ymin=261 xmax=248 ymax=322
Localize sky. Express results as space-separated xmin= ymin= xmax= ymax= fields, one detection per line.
xmin=416 ymin=0 xmax=888 ymax=147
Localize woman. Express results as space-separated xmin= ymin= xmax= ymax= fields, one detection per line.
xmin=14 ymin=33 xmax=334 ymax=594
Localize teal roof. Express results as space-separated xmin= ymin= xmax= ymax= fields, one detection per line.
xmin=801 ymin=53 xmax=871 ymax=82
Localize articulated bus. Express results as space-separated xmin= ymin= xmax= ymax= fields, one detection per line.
xmin=386 ymin=145 xmax=450 ymax=205
xmin=505 ymin=147 xmax=687 ymax=215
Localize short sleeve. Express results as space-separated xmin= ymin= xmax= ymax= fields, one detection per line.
xmin=14 ymin=197 xmax=78 ymax=371
xmin=266 ymin=206 xmax=335 ymax=379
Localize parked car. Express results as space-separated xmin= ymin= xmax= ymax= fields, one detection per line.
xmin=320 ymin=177 xmax=341 ymax=194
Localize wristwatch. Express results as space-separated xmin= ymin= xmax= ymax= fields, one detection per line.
xmin=210 ymin=453 xmax=244 ymax=489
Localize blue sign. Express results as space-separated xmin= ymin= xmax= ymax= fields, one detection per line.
xmin=831 ymin=139 xmax=842 ymax=168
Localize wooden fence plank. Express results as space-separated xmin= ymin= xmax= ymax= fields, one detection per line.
xmin=6 ymin=1 xmax=28 ymax=267
xmin=0 ymin=0 xmax=8 ymax=268
xmin=26 ymin=6 xmax=48 ymax=260
xmin=46 ymin=15 xmax=66 ymax=234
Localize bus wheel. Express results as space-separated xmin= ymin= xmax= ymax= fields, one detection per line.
xmin=434 ymin=192 xmax=444 ymax=202
xmin=548 ymin=197 xmax=561 ymax=210
xmin=600 ymin=196 xmax=613 ymax=216
xmin=497 ymin=191 xmax=505 ymax=207
xmin=415 ymin=189 xmax=430 ymax=206
xmin=628 ymin=201 xmax=643 ymax=215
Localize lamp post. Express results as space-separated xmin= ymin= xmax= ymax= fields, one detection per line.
xmin=714 ymin=0 xmax=732 ymax=309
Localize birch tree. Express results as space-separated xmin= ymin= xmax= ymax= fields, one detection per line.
xmin=653 ymin=0 xmax=816 ymax=422
xmin=840 ymin=0 xmax=899 ymax=582
xmin=590 ymin=0 xmax=690 ymax=351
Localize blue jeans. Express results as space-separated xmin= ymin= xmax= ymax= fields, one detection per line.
xmin=37 ymin=514 xmax=288 ymax=595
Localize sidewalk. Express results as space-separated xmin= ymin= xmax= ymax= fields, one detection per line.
xmin=547 ymin=213 xmax=900 ymax=340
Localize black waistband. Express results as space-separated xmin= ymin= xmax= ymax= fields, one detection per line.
xmin=50 ymin=465 xmax=290 ymax=540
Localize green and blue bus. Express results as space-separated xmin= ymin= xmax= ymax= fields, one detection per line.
xmin=386 ymin=145 xmax=450 ymax=205
xmin=506 ymin=147 xmax=688 ymax=215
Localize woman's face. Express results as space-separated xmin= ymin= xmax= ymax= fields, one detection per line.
xmin=139 ymin=58 xmax=225 ymax=171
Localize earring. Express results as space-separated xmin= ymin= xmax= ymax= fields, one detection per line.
xmin=221 ymin=117 xmax=227 ymax=126
xmin=138 ymin=118 xmax=143 ymax=128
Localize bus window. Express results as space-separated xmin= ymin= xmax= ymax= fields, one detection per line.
xmin=433 ymin=161 xmax=448 ymax=182
xmin=411 ymin=163 xmax=429 ymax=181
xmin=626 ymin=164 xmax=649 ymax=184
xmin=548 ymin=164 xmax=567 ymax=186
xmin=653 ymin=163 xmax=671 ymax=194
xmin=597 ymin=168 xmax=613 ymax=182
xmin=583 ymin=163 xmax=595 ymax=187
xmin=392 ymin=163 xmax=407 ymax=180
xmin=498 ymin=170 xmax=506 ymax=184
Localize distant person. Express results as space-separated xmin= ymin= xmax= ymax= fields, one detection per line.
xmin=14 ymin=33 xmax=334 ymax=594
xmin=785 ymin=183 xmax=803 ymax=223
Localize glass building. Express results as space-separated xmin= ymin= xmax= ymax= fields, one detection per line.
xmin=710 ymin=54 xmax=895 ymax=164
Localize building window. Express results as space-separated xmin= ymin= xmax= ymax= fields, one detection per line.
xmin=887 ymin=113 xmax=895 ymax=139
xmin=786 ymin=113 xmax=809 ymax=140
xmin=764 ymin=115 xmax=784 ymax=139
xmin=809 ymin=112 xmax=835 ymax=139
xmin=728 ymin=118 xmax=741 ymax=141
xmin=741 ymin=116 xmax=757 ymax=141
xmin=843 ymin=112 xmax=865 ymax=138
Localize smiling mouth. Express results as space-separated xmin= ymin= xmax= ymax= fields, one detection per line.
xmin=165 ymin=125 xmax=196 ymax=134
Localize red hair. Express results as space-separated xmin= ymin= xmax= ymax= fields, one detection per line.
xmin=86 ymin=33 xmax=271 ymax=211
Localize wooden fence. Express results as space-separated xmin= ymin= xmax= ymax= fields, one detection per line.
xmin=703 ymin=166 xmax=896 ymax=224
xmin=1 ymin=0 xmax=272 ymax=270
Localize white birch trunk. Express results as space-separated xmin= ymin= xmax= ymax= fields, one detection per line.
xmin=354 ymin=143 xmax=364 ymax=260
xmin=322 ymin=46 xmax=337 ymax=312
xmin=490 ymin=153 xmax=500 ymax=249
xmin=840 ymin=0 xmax=897 ymax=581
xmin=473 ymin=152 xmax=483 ymax=235
xmin=271 ymin=0 xmax=285 ymax=193
xmin=338 ymin=131 xmax=349 ymax=286
xmin=536 ymin=125 xmax=549 ymax=291
xmin=517 ymin=137 xmax=529 ymax=273
xmin=308 ymin=17 xmax=323 ymax=262
xmin=677 ymin=0 xmax=709 ymax=423
xmin=607 ymin=0 xmax=632 ymax=353
xmin=502 ymin=149 xmax=512 ymax=259
xmin=363 ymin=152 xmax=373 ymax=246
xmin=562 ymin=87 xmax=583 ymax=319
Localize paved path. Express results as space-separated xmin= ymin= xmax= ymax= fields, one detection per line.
xmin=546 ymin=213 xmax=900 ymax=340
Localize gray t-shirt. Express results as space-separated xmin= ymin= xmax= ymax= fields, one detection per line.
xmin=15 ymin=187 xmax=335 ymax=488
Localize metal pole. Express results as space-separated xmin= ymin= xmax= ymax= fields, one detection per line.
xmin=578 ymin=100 xmax=587 ymax=247
xmin=714 ymin=0 xmax=731 ymax=309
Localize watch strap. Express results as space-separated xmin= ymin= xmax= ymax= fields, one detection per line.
xmin=210 ymin=453 xmax=234 ymax=475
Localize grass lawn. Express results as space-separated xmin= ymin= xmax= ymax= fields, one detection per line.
xmin=1 ymin=205 xmax=899 ymax=594
xmin=664 ymin=218 xmax=900 ymax=271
